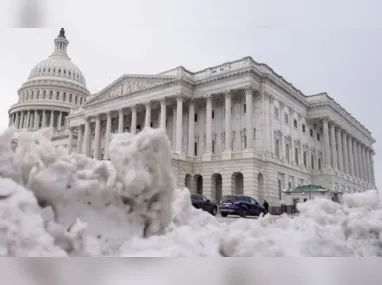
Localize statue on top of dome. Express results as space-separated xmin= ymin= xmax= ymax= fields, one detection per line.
xmin=58 ymin=28 xmax=66 ymax=38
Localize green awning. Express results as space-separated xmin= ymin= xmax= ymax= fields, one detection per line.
xmin=292 ymin=184 xmax=328 ymax=192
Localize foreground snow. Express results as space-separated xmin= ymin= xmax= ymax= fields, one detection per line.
xmin=0 ymin=127 xmax=381 ymax=256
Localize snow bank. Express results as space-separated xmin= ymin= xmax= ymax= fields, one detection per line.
xmin=0 ymin=127 xmax=381 ymax=256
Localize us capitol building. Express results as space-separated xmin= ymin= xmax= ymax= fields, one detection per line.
xmin=8 ymin=29 xmax=377 ymax=207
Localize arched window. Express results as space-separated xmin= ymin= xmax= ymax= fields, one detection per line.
xmin=69 ymin=93 xmax=72 ymax=102
xmin=63 ymin=92 xmax=67 ymax=101
xmin=49 ymin=90 xmax=53 ymax=99
xmin=75 ymin=95 xmax=78 ymax=104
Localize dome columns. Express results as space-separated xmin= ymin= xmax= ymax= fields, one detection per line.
xmin=9 ymin=109 xmax=69 ymax=131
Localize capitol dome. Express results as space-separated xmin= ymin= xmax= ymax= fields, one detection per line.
xmin=8 ymin=28 xmax=90 ymax=133
xmin=27 ymin=28 xmax=86 ymax=87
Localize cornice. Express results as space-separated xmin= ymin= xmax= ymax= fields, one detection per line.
xmin=85 ymin=78 xmax=180 ymax=107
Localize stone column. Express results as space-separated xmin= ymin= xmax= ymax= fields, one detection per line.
xmin=365 ymin=147 xmax=371 ymax=183
xmin=245 ymin=86 xmax=254 ymax=150
xmin=361 ymin=144 xmax=367 ymax=182
xmin=342 ymin=131 xmax=349 ymax=174
xmin=224 ymin=90 xmax=232 ymax=153
xmin=105 ymin=112 xmax=112 ymax=159
xmin=370 ymin=151 xmax=376 ymax=186
xmin=175 ymin=96 xmax=183 ymax=153
xmin=58 ymin=112 xmax=62 ymax=130
xmin=33 ymin=110 xmax=39 ymax=129
xmin=118 ymin=109 xmax=124 ymax=133
xmin=160 ymin=98 xmax=167 ymax=130
xmin=336 ymin=126 xmax=343 ymax=172
xmin=188 ymin=100 xmax=195 ymax=156
xmin=131 ymin=105 xmax=137 ymax=134
xmin=83 ymin=117 xmax=91 ymax=156
xmin=329 ymin=122 xmax=337 ymax=169
xmin=42 ymin=111 xmax=47 ymax=128
xmin=145 ymin=101 xmax=151 ymax=128
xmin=322 ymin=117 xmax=331 ymax=168
xmin=19 ymin=112 xmax=24 ymax=129
xmin=353 ymin=139 xmax=359 ymax=179
xmin=77 ymin=125 xmax=83 ymax=154
xmin=26 ymin=111 xmax=31 ymax=129
xmin=15 ymin=112 xmax=20 ymax=129
xmin=94 ymin=115 xmax=101 ymax=160
xmin=348 ymin=136 xmax=354 ymax=176
xmin=68 ymin=127 xmax=73 ymax=154
xmin=50 ymin=111 xmax=54 ymax=128
xmin=205 ymin=94 xmax=212 ymax=155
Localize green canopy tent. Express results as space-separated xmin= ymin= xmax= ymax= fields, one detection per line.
xmin=289 ymin=184 xmax=329 ymax=200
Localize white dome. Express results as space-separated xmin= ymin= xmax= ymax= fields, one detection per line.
xmin=28 ymin=55 xmax=86 ymax=87
xmin=26 ymin=28 xmax=86 ymax=87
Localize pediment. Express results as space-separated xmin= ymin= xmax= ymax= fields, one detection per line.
xmin=86 ymin=75 xmax=176 ymax=105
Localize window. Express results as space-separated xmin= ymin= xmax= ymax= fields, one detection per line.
xmin=302 ymin=124 xmax=306 ymax=133
xmin=243 ymin=104 xmax=246 ymax=113
xmin=303 ymin=152 xmax=307 ymax=168
xmin=80 ymin=97 xmax=83 ymax=105
xmin=212 ymin=110 xmax=215 ymax=119
xmin=69 ymin=93 xmax=72 ymax=102
xmin=311 ymin=155 xmax=314 ymax=169
xmin=293 ymin=119 xmax=298 ymax=128
xmin=295 ymin=148 xmax=299 ymax=165
xmin=37 ymin=90 xmax=40 ymax=99
xmin=244 ymin=136 xmax=247 ymax=148
xmin=284 ymin=114 xmax=289 ymax=124
xmin=56 ymin=91 xmax=60 ymax=100
xmin=194 ymin=114 xmax=198 ymax=122
xmin=49 ymin=90 xmax=53 ymax=99
xmin=194 ymin=142 xmax=198 ymax=156
xmin=275 ymin=139 xmax=280 ymax=159
xmin=274 ymin=107 xmax=279 ymax=119
xmin=288 ymin=182 xmax=292 ymax=189
xmin=278 ymin=179 xmax=282 ymax=199
xmin=285 ymin=144 xmax=290 ymax=162
xmin=63 ymin=92 xmax=67 ymax=101
xmin=212 ymin=140 xmax=215 ymax=154
xmin=310 ymin=128 xmax=313 ymax=137
xmin=317 ymin=133 xmax=320 ymax=141
xmin=318 ymin=158 xmax=322 ymax=169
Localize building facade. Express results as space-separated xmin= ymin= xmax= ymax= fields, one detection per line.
xmin=8 ymin=29 xmax=377 ymax=207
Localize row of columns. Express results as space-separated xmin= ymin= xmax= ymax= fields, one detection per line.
xmin=68 ymin=87 xmax=256 ymax=159
xmin=9 ymin=110 xmax=68 ymax=130
xmin=322 ymin=118 xmax=375 ymax=185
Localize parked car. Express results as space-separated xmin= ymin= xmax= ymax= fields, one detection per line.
xmin=191 ymin=194 xmax=218 ymax=216
xmin=219 ymin=195 xmax=265 ymax=218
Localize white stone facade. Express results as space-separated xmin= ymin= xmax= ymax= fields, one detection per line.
xmin=8 ymin=30 xmax=377 ymax=208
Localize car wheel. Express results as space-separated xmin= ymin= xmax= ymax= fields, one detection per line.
xmin=211 ymin=207 xmax=217 ymax=216
xmin=240 ymin=210 xmax=247 ymax=218
xmin=221 ymin=213 xmax=228 ymax=217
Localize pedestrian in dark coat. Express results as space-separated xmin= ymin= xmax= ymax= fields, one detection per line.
xmin=263 ymin=200 xmax=269 ymax=214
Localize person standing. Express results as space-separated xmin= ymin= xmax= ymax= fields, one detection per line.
xmin=263 ymin=200 xmax=269 ymax=214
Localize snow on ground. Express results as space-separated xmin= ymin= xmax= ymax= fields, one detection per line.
xmin=0 ymin=126 xmax=381 ymax=257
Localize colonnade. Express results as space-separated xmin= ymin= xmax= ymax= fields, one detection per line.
xmin=68 ymin=87 xmax=256 ymax=159
xmin=9 ymin=110 xmax=68 ymax=130
xmin=322 ymin=118 xmax=375 ymax=185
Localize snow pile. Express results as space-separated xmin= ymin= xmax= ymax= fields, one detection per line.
xmin=0 ymin=126 xmax=381 ymax=257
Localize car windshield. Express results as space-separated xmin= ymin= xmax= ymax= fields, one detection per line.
xmin=221 ymin=195 xmax=239 ymax=202
xmin=191 ymin=194 xmax=202 ymax=200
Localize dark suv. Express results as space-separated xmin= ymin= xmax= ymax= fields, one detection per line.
xmin=191 ymin=194 xmax=218 ymax=216
xmin=219 ymin=195 xmax=265 ymax=218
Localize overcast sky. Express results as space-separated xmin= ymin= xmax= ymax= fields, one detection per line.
xmin=0 ymin=0 xmax=381 ymax=189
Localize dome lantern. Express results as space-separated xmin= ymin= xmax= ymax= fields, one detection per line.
xmin=51 ymin=28 xmax=69 ymax=58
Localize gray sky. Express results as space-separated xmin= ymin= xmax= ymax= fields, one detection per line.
xmin=0 ymin=0 xmax=381 ymax=189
